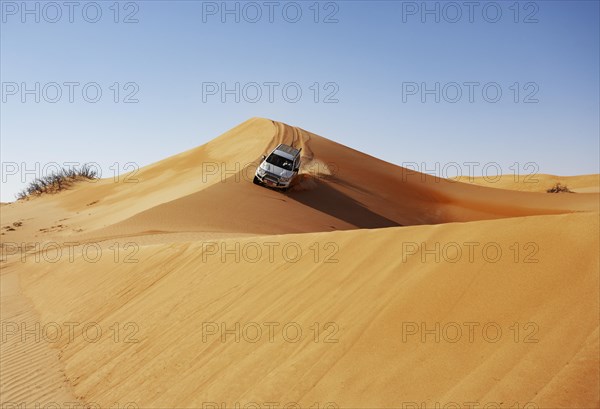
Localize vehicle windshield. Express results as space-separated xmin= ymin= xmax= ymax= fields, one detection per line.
xmin=265 ymin=153 xmax=293 ymax=171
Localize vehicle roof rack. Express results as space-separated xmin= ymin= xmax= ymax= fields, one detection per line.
xmin=275 ymin=144 xmax=301 ymax=157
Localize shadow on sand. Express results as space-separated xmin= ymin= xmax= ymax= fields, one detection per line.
xmin=287 ymin=176 xmax=401 ymax=229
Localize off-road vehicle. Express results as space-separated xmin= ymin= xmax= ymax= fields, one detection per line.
xmin=253 ymin=144 xmax=301 ymax=190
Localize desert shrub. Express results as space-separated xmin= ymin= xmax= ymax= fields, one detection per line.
xmin=16 ymin=164 xmax=98 ymax=200
xmin=546 ymin=183 xmax=574 ymax=193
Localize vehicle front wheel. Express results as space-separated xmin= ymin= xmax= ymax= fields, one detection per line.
xmin=253 ymin=176 xmax=261 ymax=185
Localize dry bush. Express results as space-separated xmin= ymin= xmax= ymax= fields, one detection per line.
xmin=546 ymin=183 xmax=574 ymax=193
xmin=16 ymin=164 xmax=98 ymax=200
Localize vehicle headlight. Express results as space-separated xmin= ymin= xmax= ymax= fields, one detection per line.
xmin=257 ymin=168 xmax=266 ymax=176
xmin=280 ymin=176 xmax=290 ymax=182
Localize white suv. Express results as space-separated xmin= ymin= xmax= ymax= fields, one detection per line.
xmin=254 ymin=144 xmax=301 ymax=190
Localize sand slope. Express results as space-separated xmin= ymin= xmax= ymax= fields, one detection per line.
xmin=6 ymin=212 xmax=598 ymax=408
xmin=1 ymin=118 xmax=598 ymax=408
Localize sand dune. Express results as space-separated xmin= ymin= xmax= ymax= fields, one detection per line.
xmin=1 ymin=118 xmax=598 ymax=408
xmin=84 ymin=119 xmax=600 ymax=236
xmin=457 ymin=173 xmax=600 ymax=193
xmin=4 ymin=118 xmax=595 ymax=241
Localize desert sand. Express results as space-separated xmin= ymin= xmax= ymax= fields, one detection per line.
xmin=456 ymin=174 xmax=600 ymax=194
xmin=1 ymin=118 xmax=598 ymax=408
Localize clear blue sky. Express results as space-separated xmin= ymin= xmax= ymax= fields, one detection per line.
xmin=1 ymin=0 xmax=599 ymax=200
